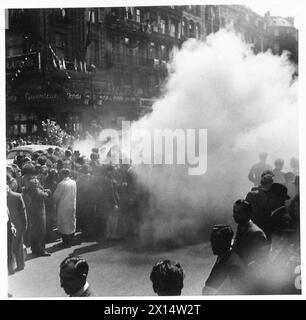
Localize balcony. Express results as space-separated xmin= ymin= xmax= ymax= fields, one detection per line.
xmin=106 ymin=52 xmax=154 ymax=68
xmin=105 ymin=13 xmax=181 ymax=45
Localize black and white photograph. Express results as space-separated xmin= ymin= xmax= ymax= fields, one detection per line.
xmin=2 ymin=0 xmax=303 ymax=300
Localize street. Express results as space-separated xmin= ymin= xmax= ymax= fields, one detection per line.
xmin=8 ymin=238 xmax=214 ymax=297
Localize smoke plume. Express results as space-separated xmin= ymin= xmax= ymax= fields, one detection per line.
xmin=130 ymin=29 xmax=298 ymax=245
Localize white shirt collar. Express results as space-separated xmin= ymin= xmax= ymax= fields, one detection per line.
xmin=70 ymin=282 xmax=89 ymax=297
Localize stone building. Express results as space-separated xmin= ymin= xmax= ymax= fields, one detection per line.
xmin=6 ymin=6 xmax=205 ymax=136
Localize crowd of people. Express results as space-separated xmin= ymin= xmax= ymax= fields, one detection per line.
xmin=7 ymin=143 xmax=300 ymax=296
xmin=7 ymin=141 xmax=149 ymax=275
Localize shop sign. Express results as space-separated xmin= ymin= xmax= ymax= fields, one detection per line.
xmin=25 ymin=92 xmax=58 ymax=101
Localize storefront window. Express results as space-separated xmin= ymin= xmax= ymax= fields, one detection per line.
xmin=13 ymin=125 xmax=19 ymax=135
xmin=20 ymin=124 xmax=27 ymax=134
xmin=32 ymin=124 xmax=38 ymax=133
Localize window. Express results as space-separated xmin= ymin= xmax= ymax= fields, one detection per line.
xmin=182 ymin=20 xmax=185 ymax=36
xmin=195 ymin=25 xmax=200 ymax=39
xmin=274 ymin=29 xmax=279 ymax=36
xmin=136 ymin=9 xmax=141 ymax=23
xmin=245 ymin=14 xmax=249 ymax=22
xmin=32 ymin=124 xmax=38 ymax=133
xmin=88 ymin=9 xmax=95 ymax=23
xmin=55 ymin=33 xmax=66 ymax=57
xmin=7 ymin=47 xmax=23 ymax=57
xmin=160 ymin=19 xmax=166 ymax=33
xmin=160 ymin=45 xmax=166 ymax=61
xmin=170 ymin=21 xmax=176 ymax=36
xmin=20 ymin=124 xmax=27 ymax=134
xmin=149 ymin=43 xmax=155 ymax=59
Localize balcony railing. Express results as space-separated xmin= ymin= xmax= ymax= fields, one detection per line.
xmin=107 ymin=52 xmax=154 ymax=67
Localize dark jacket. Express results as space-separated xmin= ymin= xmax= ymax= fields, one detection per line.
xmin=233 ymin=220 xmax=269 ymax=266
xmin=7 ymin=190 xmax=27 ymax=233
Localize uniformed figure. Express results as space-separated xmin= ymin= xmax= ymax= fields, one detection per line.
xmin=150 ymin=260 xmax=185 ymax=296
xmin=203 ymin=225 xmax=248 ymax=295
xmin=248 ymin=152 xmax=272 ymax=187
xmin=60 ymin=256 xmax=94 ymax=297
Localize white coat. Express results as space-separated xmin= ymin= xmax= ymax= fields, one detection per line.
xmin=53 ymin=177 xmax=77 ymax=235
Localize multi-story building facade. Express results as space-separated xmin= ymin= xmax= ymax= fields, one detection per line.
xmin=204 ymin=5 xmax=298 ymax=60
xmin=6 ymin=5 xmax=298 ymax=137
xmin=6 ymin=6 xmax=205 ymax=137
xmin=264 ymin=12 xmax=298 ymax=64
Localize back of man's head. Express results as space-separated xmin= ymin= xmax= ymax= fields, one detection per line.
xmin=60 ymin=256 xmax=89 ymax=295
xmin=60 ymin=168 xmax=70 ymax=178
xmin=233 ymin=199 xmax=252 ymax=224
xmin=150 ymin=260 xmax=185 ymax=296
xmin=210 ymin=225 xmax=234 ymax=255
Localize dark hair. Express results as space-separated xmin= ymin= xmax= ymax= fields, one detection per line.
xmin=234 ymin=199 xmax=252 ymax=215
xmin=21 ymin=163 xmax=36 ymax=176
xmin=65 ymin=150 xmax=72 ymax=157
xmin=37 ymin=156 xmax=47 ymax=166
xmin=261 ymin=170 xmax=274 ymax=178
xmin=60 ymin=256 xmax=89 ymax=277
xmin=60 ymin=168 xmax=70 ymax=177
xmin=211 ymin=225 xmax=234 ymax=243
xmin=150 ymin=260 xmax=185 ymax=296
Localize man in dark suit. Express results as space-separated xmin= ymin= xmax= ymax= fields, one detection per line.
xmin=246 ymin=173 xmax=275 ymax=240
xmin=7 ymin=184 xmax=27 ymax=271
xmin=232 ymin=199 xmax=269 ymax=268
xmin=60 ymin=256 xmax=95 ymax=297
xmin=203 ymin=225 xmax=248 ymax=295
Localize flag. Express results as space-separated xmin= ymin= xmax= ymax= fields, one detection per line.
xmin=85 ymin=9 xmax=93 ymax=48
xmin=62 ymin=57 xmax=66 ymax=70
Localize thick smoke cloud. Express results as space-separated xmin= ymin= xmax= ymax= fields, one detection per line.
xmin=130 ymin=30 xmax=298 ymax=245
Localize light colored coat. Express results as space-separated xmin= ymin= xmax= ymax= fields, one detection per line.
xmin=53 ymin=177 xmax=77 ymax=235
